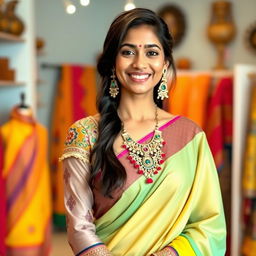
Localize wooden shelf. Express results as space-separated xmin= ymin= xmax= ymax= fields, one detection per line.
xmin=0 ymin=32 xmax=25 ymax=42
xmin=0 ymin=80 xmax=25 ymax=86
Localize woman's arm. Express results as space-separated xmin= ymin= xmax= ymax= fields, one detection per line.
xmin=61 ymin=118 xmax=112 ymax=256
xmin=63 ymin=158 xmax=111 ymax=255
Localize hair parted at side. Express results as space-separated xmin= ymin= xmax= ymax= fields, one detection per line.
xmin=90 ymin=8 xmax=176 ymax=197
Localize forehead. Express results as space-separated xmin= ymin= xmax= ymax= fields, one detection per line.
xmin=122 ymin=25 xmax=162 ymax=46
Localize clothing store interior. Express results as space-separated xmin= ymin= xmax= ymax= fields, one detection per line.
xmin=0 ymin=0 xmax=256 ymax=255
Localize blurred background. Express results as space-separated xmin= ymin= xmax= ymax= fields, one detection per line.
xmin=0 ymin=0 xmax=256 ymax=255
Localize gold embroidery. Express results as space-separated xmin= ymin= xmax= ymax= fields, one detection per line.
xmin=59 ymin=116 xmax=98 ymax=162
xmin=151 ymin=247 xmax=177 ymax=256
xmin=82 ymin=245 xmax=111 ymax=256
xmin=59 ymin=147 xmax=90 ymax=163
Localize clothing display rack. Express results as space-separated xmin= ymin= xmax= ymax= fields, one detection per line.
xmin=232 ymin=65 xmax=256 ymax=256
xmin=177 ymin=69 xmax=233 ymax=78
xmin=41 ymin=63 xmax=61 ymax=69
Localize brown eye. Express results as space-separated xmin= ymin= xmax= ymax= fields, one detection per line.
xmin=146 ymin=51 xmax=159 ymax=56
xmin=121 ymin=50 xmax=135 ymax=56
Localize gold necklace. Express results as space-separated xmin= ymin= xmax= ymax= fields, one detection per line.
xmin=120 ymin=106 xmax=166 ymax=183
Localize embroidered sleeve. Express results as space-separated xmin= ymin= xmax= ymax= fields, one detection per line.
xmin=60 ymin=117 xmax=98 ymax=163
xmin=63 ymin=157 xmax=112 ymax=255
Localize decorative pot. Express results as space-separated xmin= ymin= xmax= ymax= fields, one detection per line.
xmin=0 ymin=0 xmax=8 ymax=32
xmin=207 ymin=1 xmax=236 ymax=70
xmin=3 ymin=0 xmax=24 ymax=36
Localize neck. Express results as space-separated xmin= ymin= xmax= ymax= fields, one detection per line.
xmin=118 ymin=97 xmax=156 ymax=122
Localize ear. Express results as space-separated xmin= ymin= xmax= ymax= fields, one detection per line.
xmin=164 ymin=60 xmax=170 ymax=70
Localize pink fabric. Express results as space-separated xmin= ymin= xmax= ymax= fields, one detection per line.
xmin=72 ymin=66 xmax=87 ymax=120
xmin=117 ymin=116 xmax=181 ymax=159
xmin=0 ymin=134 xmax=6 ymax=256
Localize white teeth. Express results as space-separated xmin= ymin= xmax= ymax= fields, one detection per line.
xmin=130 ymin=74 xmax=149 ymax=80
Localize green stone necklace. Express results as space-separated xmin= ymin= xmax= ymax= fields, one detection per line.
xmin=120 ymin=106 xmax=166 ymax=183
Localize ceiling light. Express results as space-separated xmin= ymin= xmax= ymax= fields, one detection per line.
xmin=124 ymin=0 xmax=136 ymax=11
xmin=66 ymin=3 xmax=76 ymax=14
xmin=80 ymin=0 xmax=90 ymax=6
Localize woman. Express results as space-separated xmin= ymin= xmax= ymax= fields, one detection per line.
xmin=60 ymin=8 xmax=226 ymax=256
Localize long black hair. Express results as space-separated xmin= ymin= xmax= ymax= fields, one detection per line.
xmin=90 ymin=8 xmax=176 ymax=197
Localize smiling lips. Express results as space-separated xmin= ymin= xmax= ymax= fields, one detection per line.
xmin=129 ymin=72 xmax=151 ymax=82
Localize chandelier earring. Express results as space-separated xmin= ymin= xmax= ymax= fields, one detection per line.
xmin=157 ymin=68 xmax=169 ymax=100
xmin=109 ymin=68 xmax=119 ymax=98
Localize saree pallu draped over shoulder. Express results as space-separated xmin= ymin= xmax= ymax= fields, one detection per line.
xmin=61 ymin=116 xmax=226 ymax=256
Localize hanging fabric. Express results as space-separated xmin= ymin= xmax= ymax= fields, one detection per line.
xmin=205 ymin=77 xmax=233 ymax=170
xmin=241 ymin=74 xmax=256 ymax=255
xmin=0 ymin=133 xmax=6 ymax=256
xmin=204 ymin=76 xmax=233 ymax=256
xmin=0 ymin=106 xmax=52 ymax=256
xmin=168 ymin=73 xmax=211 ymax=130
xmin=50 ymin=64 xmax=97 ymax=228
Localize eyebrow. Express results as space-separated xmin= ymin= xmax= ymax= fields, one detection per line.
xmin=120 ymin=43 xmax=161 ymax=50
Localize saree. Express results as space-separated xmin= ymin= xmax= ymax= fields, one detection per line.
xmin=241 ymin=78 xmax=256 ymax=255
xmin=0 ymin=107 xmax=52 ymax=256
xmin=60 ymin=115 xmax=226 ymax=256
xmin=51 ymin=64 xmax=97 ymax=228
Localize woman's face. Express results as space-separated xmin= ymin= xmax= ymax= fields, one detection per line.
xmin=115 ymin=25 xmax=167 ymax=97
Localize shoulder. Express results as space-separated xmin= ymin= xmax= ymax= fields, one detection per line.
xmin=176 ymin=116 xmax=203 ymax=133
xmin=66 ymin=116 xmax=98 ymax=145
xmin=60 ymin=116 xmax=99 ymax=162
xmin=158 ymin=108 xmax=203 ymax=134
xmin=161 ymin=114 xmax=204 ymax=146
xmin=70 ymin=116 xmax=98 ymax=132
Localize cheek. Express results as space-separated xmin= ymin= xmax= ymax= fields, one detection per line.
xmin=115 ymin=61 xmax=123 ymax=81
xmin=115 ymin=57 xmax=127 ymax=73
xmin=152 ymin=60 xmax=165 ymax=72
xmin=153 ymin=64 xmax=164 ymax=78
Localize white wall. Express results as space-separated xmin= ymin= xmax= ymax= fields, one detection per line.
xmin=0 ymin=0 xmax=36 ymax=124
xmin=35 ymin=0 xmax=256 ymax=127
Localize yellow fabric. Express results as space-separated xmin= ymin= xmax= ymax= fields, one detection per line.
xmin=1 ymin=115 xmax=52 ymax=248
xmin=59 ymin=116 xmax=98 ymax=163
xmin=242 ymin=84 xmax=256 ymax=196
xmin=242 ymin=236 xmax=256 ymax=256
xmin=170 ymin=236 xmax=196 ymax=256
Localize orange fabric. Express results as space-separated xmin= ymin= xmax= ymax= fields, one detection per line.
xmin=168 ymin=75 xmax=191 ymax=116
xmin=168 ymin=74 xmax=211 ymax=129
xmin=51 ymin=66 xmax=73 ymax=215
xmin=50 ymin=65 xmax=97 ymax=225
xmin=0 ymin=134 xmax=6 ymax=256
xmin=187 ymin=75 xmax=211 ymax=129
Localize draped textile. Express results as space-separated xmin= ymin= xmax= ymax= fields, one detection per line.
xmin=0 ymin=107 xmax=52 ymax=256
xmin=242 ymin=79 xmax=256 ymax=256
xmin=0 ymin=134 xmax=6 ymax=256
xmin=205 ymin=77 xmax=233 ymax=171
xmin=50 ymin=64 xmax=97 ymax=228
xmin=60 ymin=116 xmax=226 ymax=256
xmin=167 ymin=74 xmax=211 ymax=130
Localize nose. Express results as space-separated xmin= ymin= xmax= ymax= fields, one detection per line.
xmin=132 ymin=53 xmax=147 ymax=70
